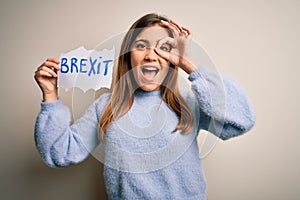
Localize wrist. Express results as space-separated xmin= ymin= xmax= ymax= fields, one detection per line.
xmin=43 ymin=92 xmax=58 ymax=102
xmin=181 ymin=59 xmax=197 ymax=74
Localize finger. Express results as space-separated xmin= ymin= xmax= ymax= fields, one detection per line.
xmin=46 ymin=58 xmax=60 ymax=64
xmin=170 ymin=20 xmax=191 ymax=37
xmin=181 ymin=26 xmax=192 ymax=35
xmin=38 ymin=66 xmax=58 ymax=77
xmin=35 ymin=69 xmax=55 ymax=78
xmin=160 ymin=20 xmax=180 ymax=37
xmin=155 ymin=48 xmax=180 ymax=66
xmin=165 ymin=20 xmax=189 ymax=37
xmin=154 ymin=47 xmax=171 ymax=61
xmin=181 ymin=26 xmax=193 ymax=39
xmin=43 ymin=61 xmax=60 ymax=71
xmin=169 ymin=19 xmax=183 ymax=32
xmin=170 ymin=19 xmax=189 ymax=37
xmin=156 ymin=37 xmax=176 ymax=50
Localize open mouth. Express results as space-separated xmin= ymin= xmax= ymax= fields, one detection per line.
xmin=141 ymin=66 xmax=159 ymax=81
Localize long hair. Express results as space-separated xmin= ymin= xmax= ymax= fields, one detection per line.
xmin=99 ymin=13 xmax=194 ymax=141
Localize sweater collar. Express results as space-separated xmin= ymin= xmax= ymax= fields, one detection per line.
xmin=134 ymin=89 xmax=161 ymax=97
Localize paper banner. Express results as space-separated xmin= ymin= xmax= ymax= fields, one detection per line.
xmin=58 ymin=46 xmax=115 ymax=92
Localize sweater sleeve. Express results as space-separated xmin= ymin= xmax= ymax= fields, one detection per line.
xmin=34 ymin=93 xmax=110 ymax=167
xmin=188 ymin=66 xmax=256 ymax=140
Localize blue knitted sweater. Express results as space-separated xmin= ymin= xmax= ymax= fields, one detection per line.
xmin=35 ymin=67 xmax=255 ymax=200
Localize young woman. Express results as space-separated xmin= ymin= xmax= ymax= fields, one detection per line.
xmin=34 ymin=13 xmax=255 ymax=199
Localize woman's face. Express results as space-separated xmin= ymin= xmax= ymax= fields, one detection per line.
xmin=130 ymin=24 xmax=171 ymax=91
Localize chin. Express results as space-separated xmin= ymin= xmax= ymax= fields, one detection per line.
xmin=139 ymin=84 xmax=160 ymax=91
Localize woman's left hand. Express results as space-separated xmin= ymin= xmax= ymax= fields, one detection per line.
xmin=155 ymin=20 xmax=196 ymax=74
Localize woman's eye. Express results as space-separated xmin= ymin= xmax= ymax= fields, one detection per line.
xmin=136 ymin=43 xmax=146 ymax=50
xmin=159 ymin=44 xmax=171 ymax=52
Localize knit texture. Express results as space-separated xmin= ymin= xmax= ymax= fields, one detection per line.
xmin=34 ymin=67 xmax=256 ymax=199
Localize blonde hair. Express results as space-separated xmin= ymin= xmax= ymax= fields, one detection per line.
xmin=99 ymin=13 xmax=194 ymax=141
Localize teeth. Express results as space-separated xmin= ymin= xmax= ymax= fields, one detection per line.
xmin=142 ymin=66 xmax=159 ymax=77
xmin=143 ymin=67 xmax=157 ymax=71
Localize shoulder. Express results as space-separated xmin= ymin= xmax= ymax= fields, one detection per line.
xmin=94 ymin=92 xmax=111 ymax=116
xmin=96 ymin=92 xmax=112 ymax=102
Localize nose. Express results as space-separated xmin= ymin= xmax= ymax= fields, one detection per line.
xmin=144 ymin=48 xmax=158 ymax=62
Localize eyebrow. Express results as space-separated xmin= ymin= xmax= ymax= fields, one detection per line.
xmin=134 ymin=37 xmax=166 ymax=43
xmin=133 ymin=38 xmax=172 ymax=48
xmin=134 ymin=39 xmax=149 ymax=44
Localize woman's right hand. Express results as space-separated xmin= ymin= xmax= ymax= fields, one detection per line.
xmin=34 ymin=58 xmax=60 ymax=102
